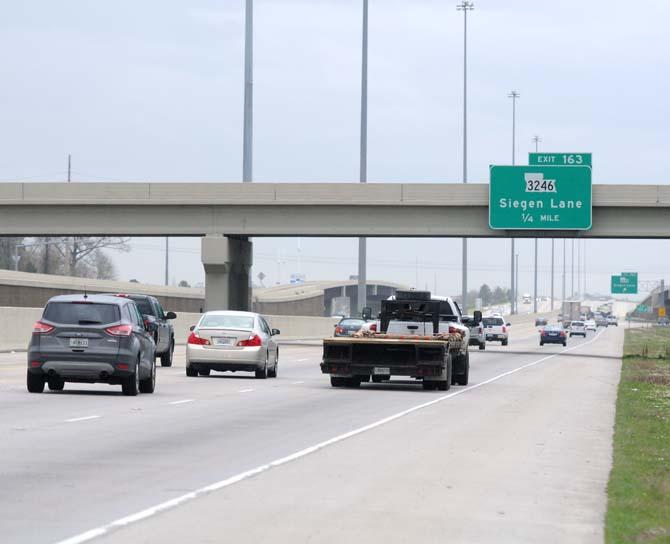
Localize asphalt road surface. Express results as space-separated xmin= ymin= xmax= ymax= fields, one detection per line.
xmin=0 ymin=322 xmax=623 ymax=544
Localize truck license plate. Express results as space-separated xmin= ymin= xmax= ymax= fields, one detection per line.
xmin=373 ymin=367 xmax=390 ymax=375
xmin=69 ymin=338 xmax=88 ymax=348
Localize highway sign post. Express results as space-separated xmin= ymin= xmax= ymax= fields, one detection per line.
xmin=529 ymin=152 xmax=592 ymax=167
xmin=611 ymin=274 xmax=638 ymax=294
xmin=489 ymin=165 xmax=592 ymax=230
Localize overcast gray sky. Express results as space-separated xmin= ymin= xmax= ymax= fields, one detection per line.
xmin=1 ymin=0 xmax=669 ymax=298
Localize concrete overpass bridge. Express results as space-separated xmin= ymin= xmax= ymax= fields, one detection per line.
xmin=1 ymin=182 xmax=668 ymax=310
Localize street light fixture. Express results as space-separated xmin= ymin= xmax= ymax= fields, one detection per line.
xmin=457 ymin=1 xmax=474 ymax=312
xmin=357 ymin=0 xmax=369 ymax=314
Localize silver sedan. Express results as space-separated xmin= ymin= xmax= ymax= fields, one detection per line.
xmin=185 ymin=311 xmax=280 ymax=379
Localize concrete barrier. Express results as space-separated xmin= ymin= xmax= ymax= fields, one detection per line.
xmin=0 ymin=307 xmax=341 ymax=352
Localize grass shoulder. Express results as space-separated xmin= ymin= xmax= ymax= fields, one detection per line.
xmin=606 ymin=327 xmax=670 ymax=543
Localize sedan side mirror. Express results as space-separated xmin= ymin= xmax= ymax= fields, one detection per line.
xmin=189 ymin=325 xmax=196 ymax=332
xmin=165 ymin=311 xmax=177 ymax=320
xmin=271 ymin=328 xmax=281 ymax=336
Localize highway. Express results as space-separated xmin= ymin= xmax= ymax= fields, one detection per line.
xmin=0 ymin=322 xmax=623 ymax=544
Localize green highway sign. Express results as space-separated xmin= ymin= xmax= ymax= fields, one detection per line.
xmin=611 ymin=274 xmax=638 ymax=294
xmin=637 ymin=304 xmax=650 ymax=313
xmin=622 ymin=272 xmax=638 ymax=281
xmin=529 ymin=152 xmax=592 ymax=167
xmin=489 ymin=165 xmax=592 ymax=230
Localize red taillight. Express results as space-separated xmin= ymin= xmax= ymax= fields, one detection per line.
xmin=479 ymin=326 xmax=483 ymax=334
xmin=335 ymin=327 xmax=344 ymax=334
xmin=105 ymin=324 xmax=133 ymax=337
xmin=187 ymin=332 xmax=210 ymax=345
xmin=30 ymin=361 xmax=41 ymax=367
xmin=502 ymin=326 xmax=507 ymax=333
xmin=33 ymin=321 xmax=54 ymax=334
xmin=369 ymin=324 xmax=377 ymax=332
xmin=238 ymin=334 xmax=262 ymax=347
xmin=560 ymin=332 xmax=566 ymax=337
xmin=449 ymin=326 xmax=458 ymax=334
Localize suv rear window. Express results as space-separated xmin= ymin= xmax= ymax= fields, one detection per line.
xmin=44 ymin=302 xmax=120 ymax=325
xmin=483 ymin=317 xmax=504 ymax=326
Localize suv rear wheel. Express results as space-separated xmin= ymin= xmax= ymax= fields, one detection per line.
xmin=27 ymin=372 xmax=45 ymax=393
xmin=122 ymin=361 xmax=140 ymax=396
xmin=48 ymin=377 xmax=65 ymax=391
xmin=139 ymin=360 xmax=156 ymax=394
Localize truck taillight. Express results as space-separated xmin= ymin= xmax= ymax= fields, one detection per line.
xmin=502 ymin=326 xmax=507 ymax=333
xmin=33 ymin=321 xmax=54 ymax=334
xmin=449 ymin=326 xmax=458 ymax=334
xmin=479 ymin=326 xmax=483 ymax=334
xmin=238 ymin=334 xmax=262 ymax=347
xmin=188 ymin=332 xmax=210 ymax=345
xmin=369 ymin=324 xmax=377 ymax=332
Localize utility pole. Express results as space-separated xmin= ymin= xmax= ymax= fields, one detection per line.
xmin=67 ymin=154 xmax=71 ymax=182
xmin=164 ymin=238 xmax=169 ymax=286
xmin=457 ymin=1 xmax=474 ymax=312
xmin=515 ymin=253 xmax=519 ymax=314
xmin=508 ymin=90 xmax=520 ymax=314
xmin=357 ymin=0 xmax=369 ymax=314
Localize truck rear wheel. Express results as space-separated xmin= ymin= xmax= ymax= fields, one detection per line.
xmin=330 ymin=376 xmax=346 ymax=387
xmin=345 ymin=377 xmax=361 ymax=388
xmin=423 ymin=380 xmax=435 ymax=390
xmin=453 ymin=352 xmax=469 ymax=386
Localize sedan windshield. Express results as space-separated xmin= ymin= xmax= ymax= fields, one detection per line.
xmin=200 ymin=315 xmax=255 ymax=330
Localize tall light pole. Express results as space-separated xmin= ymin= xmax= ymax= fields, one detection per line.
xmin=243 ymin=0 xmax=253 ymax=182
xmin=562 ymin=239 xmax=566 ymax=304
xmin=508 ymin=90 xmax=520 ymax=314
xmin=532 ymin=135 xmax=541 ymax=314
xmin=357 ymin=0 xmax=369 ymax=314
xmin=571 ymin=238 xmax=575 ymax=298
xmin=457 ymin=1 xmax=474 ymax=312
xmin=515 ymin=253 xmax=519 ymax=314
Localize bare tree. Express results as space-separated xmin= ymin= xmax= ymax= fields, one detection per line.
xmin=53 ymin=237 xmax=129 ymax=277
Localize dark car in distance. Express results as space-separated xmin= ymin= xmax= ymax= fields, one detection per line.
xmin=113 ymin=294 xmax=177 ymax=366
xmin=535 ymin=317 xmax=548 ymax=327
xmin=540 ymin=324 xmax=567 ymax=347
xmin=334 ymin=318 xmax=367 ymax=337
xmin=27 ymin=294 xmax=157 ymax=396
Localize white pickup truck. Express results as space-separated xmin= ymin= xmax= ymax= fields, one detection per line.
xmin=323 ymin=291 xmax=475 ymax=390
xmin=483 ymin=315 xmax=510 ymax=346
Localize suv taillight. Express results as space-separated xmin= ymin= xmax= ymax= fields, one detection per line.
xmin=502 ymin=326 xmax=507 ymax=333
xmin=479 ymin=326 xmax=483 ymax=334
xmin=187 ymin=332 xmax=210 ymax=345
xmin=105 ymin=324 xmax=133 ymax=337
xmin=33 ymin=321 xmax=54 ymax=334
xmin=335 ymin=327 xmax=344 ymax=335
xmin=238 ymin=334 xmax=262 ymax=347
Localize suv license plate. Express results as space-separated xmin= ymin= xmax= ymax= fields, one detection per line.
xmin=213 ymin=337 xmax=235 ymax=346
xmin=373 ymin=367 xmax=390 ymax=375
xmin=69 ymin=338 xmax=88 ymax=348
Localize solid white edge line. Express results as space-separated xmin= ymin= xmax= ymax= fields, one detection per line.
xmin=238 ymin=388 xmax=254 ymax=393
xmin=291 ymin=381 xmax=305 ymax=385
xmin=169 ymin=399 xmax=194 ymax=405
xmin=54 ymin=329 xmax=607 ymax=544
xmin=65 ymin=415 xmax=101 ymax=423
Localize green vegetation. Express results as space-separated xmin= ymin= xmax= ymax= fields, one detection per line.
xmin=606 ymin=327 xmax=670 ymax=543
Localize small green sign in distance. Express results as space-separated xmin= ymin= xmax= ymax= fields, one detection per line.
xmin=611 ymin=275 xmax=638 ymax=294
xmin=489 ymin=165 xmax=592 ymax=230
xmin=529 ymin=152 xmax=592 ymax=167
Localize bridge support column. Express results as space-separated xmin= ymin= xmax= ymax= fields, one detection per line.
xmin=201 ymin=235 xmax=252 ymax=312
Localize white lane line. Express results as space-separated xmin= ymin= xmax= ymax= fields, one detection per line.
xmin=238 ymin=388 xmax=254 ymax=393
xmin=169 ymin=399 xmax=195 ymax=405
xmin=55 ymin=330 xmax=605 ymax=544
xmin=297 ymin=358 xmax=310 ymax=362
xmin=291 ymin=381 xmax=305 ymax=385
xmin=65 ymin=415 xmax=101 ymax=423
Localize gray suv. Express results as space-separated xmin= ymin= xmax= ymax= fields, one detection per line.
xmin=27 ymin=294 xmax=156 ymax=396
